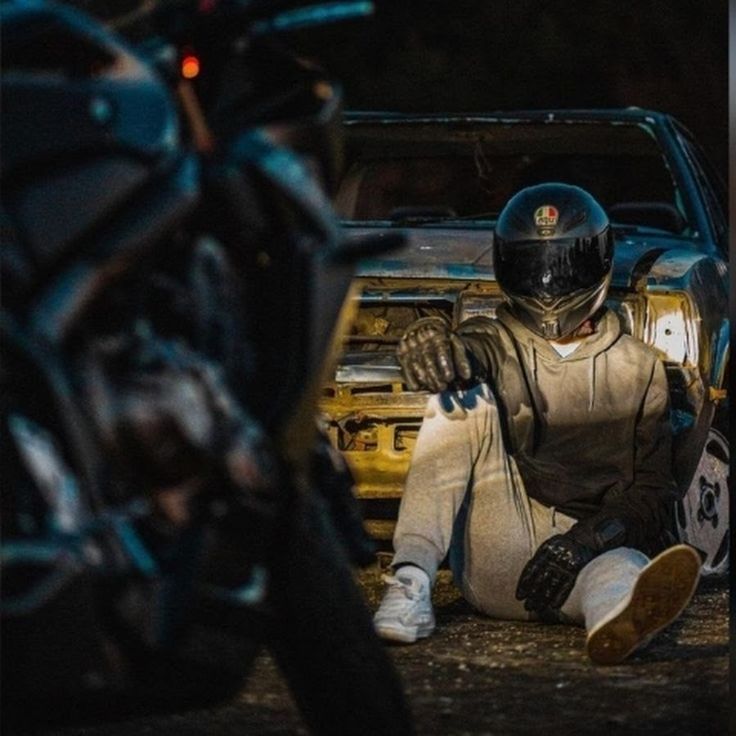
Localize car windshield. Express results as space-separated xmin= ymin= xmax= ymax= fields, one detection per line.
xmin=335 ymin=120 xmax=689 ymax=234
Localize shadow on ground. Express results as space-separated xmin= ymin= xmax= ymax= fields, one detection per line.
xmin=40 ymin=572 xmax=728 ymax=736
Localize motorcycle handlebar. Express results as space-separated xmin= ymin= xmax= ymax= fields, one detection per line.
xmin=111 ymin=0 xmax=373 ymax=42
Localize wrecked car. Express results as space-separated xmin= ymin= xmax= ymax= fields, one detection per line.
xmin=319 ymin=109 xmax=729 ymax=575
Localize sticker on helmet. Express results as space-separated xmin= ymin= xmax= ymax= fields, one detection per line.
xmin=534 ymin=205 xmax=559 ymax=228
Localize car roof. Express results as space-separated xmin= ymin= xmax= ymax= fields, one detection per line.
xmin=343 ymin=109 xmax=670 ymax=125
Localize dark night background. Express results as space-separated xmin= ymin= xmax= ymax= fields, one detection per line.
xmin=296 ymin=0 xmax=729 ymax=182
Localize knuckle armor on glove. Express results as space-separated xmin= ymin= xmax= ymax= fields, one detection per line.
xmin=515 ymin=533 xmax=596 ymax=614
xmin=397 ymin=316 xmax=469 ymax=392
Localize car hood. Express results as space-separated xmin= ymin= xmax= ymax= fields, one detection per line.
xmin=345 ymin=224 xmax=703 ymax=289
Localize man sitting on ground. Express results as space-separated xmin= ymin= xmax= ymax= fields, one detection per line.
xmin=373 ymin=183 xmax=701 ymax=665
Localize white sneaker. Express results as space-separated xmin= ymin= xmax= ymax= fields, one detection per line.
xmin=586 ymin=544 xmax=701 ymax=665
xmin=373 ymin=565 xmax=435 ymax=643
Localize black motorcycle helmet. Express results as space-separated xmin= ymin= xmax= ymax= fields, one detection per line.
xmin=493 ymin=182 xmax=614 ymax=339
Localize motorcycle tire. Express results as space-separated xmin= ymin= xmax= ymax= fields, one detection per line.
xmin=266 ymin=490 xmax=415 ymax=736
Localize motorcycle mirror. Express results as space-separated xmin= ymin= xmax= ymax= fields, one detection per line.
xmin=109 ymin=0 xmax=373 ymax=45
xmin=251 ymin=1 xmax=374 ymax=37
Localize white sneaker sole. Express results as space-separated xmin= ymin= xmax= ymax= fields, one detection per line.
xmin=374 ymin=620 xmax=435 ymax=644
xmin=586 ymin=544 xmax=701 ymax=665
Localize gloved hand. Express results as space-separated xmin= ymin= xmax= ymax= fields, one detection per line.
xmin=515 ymin=534 xmax=596 ymax=614
xmin=397 ymin=316 xmax=472 ymax=392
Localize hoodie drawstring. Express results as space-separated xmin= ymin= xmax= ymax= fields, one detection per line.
xmin=588 ymin=354 xmax=596 ymax=411
xmin=524 ymin=331 xmax=605 ymax=412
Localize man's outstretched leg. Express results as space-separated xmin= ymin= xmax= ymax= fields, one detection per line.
xmin=563 ymin=544 xmax=702 ymax=665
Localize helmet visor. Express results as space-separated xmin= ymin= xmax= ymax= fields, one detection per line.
xmin=494 ymin=236 xmax=611 ymax=300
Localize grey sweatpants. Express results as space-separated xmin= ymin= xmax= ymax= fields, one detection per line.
xmin=392 ymin=384 xmax=650 ymax=628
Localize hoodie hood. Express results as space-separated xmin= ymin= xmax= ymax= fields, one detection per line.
xmin=496 ymin=303 xmax=622 ymax=411
xmin=495 ymin=303 xmax=622 ymax=361
xmin=455 ymin=301 xmax=670 ymax=528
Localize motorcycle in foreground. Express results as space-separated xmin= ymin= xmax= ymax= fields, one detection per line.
xmin=1 ymin=1 xmax=412 ymax=733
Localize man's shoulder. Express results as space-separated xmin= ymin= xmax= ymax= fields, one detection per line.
xmin=610 ymin=329 xmax=663 ymax=366
xmin=457 ymin=314 xmax=504 ymax=336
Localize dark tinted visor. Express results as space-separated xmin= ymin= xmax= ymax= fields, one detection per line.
xmin=495 ymin=236 xmax=610 ymax=299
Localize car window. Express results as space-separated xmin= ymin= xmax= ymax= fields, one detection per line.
xmin=336 ymin=121 xmax=690 ymax=234
xmin=677 ymin=133 xmax=727 ymax=251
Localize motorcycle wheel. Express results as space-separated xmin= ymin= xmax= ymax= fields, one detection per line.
xmin=266 ymin=490 xmax=415 ymax=736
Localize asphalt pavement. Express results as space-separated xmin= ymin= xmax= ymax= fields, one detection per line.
xmin=44 ymin=567 xmax=729 ymax=736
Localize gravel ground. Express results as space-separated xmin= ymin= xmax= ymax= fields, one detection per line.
xmin=42 ymin=568 xmax=729 ymax=736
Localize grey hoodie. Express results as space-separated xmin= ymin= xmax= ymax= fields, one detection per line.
xmin=455 ymin=304 xmax=677 ymax=554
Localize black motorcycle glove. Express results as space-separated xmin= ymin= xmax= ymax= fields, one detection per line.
xmin=515 ymin=534 xmax=596 ymax=614
xmin=397 ymin=317 xmax=473 ymax=392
